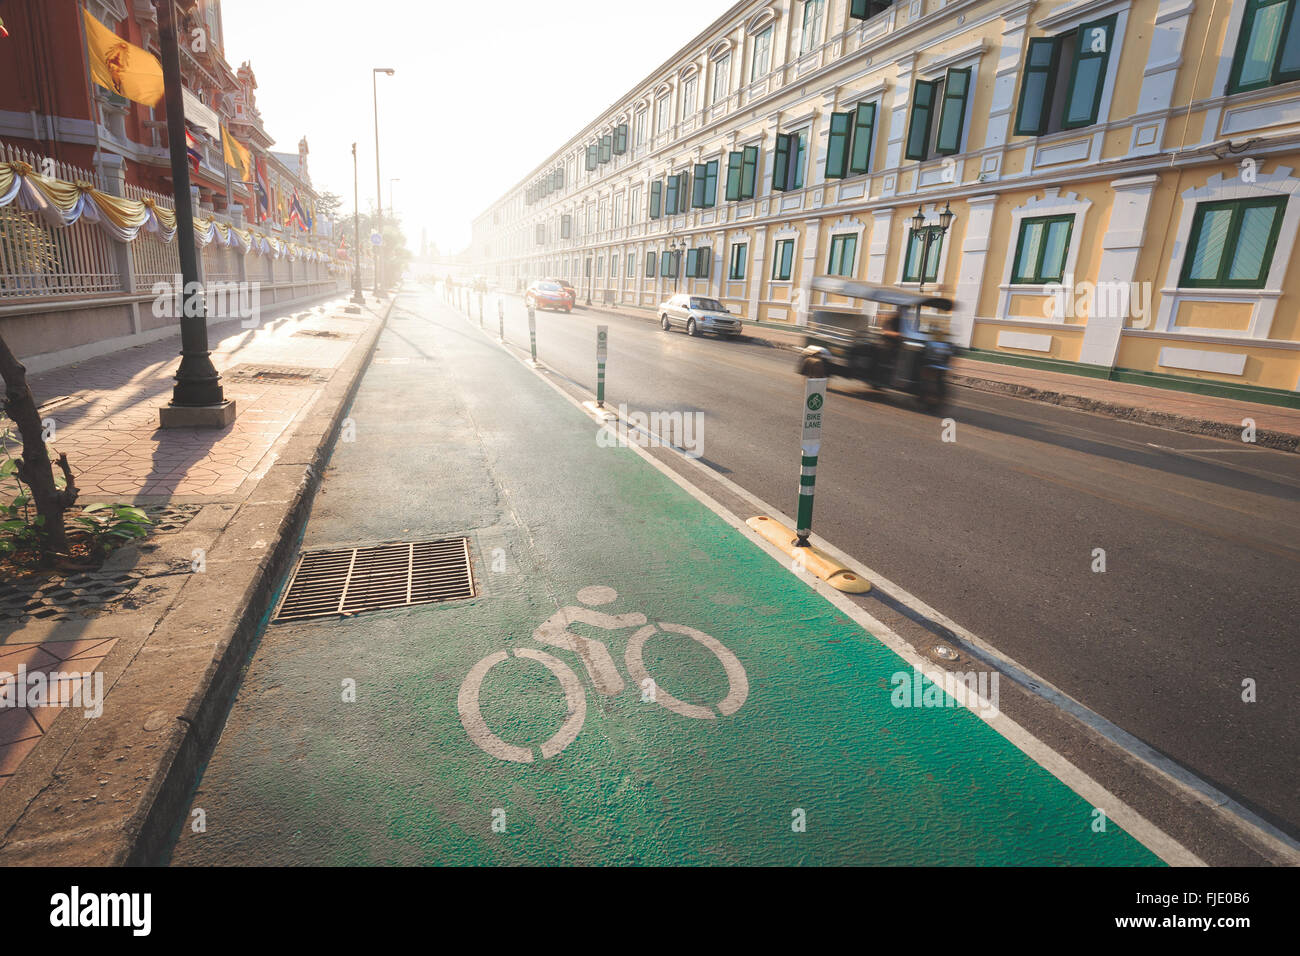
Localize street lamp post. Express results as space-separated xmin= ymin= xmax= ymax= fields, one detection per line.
xmin=155 ymin=0 xmax=232 ymax=427
xmin=351 ymin=143 xmax=364 ymax=305
xmin=910 ymin=201 xmax=954 ymax=296
xmin=372 ymin=67 xmax=395 ymax=295
xmin=389 ymin=177 xmax=400 ymax=217
xmin=668 ymin=238 xmax=685 ymax=294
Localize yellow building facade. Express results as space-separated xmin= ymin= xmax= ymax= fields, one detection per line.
xmin=471 ymin=0 xmax=1300 ymax=400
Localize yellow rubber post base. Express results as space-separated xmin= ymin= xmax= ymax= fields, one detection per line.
xmin=746 ymin=516 xmax=871 ymax=593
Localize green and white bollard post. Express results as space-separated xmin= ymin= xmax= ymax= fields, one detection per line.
xmin=595 ymin=325 xmax=608 ymax=408
xmin=527 ymin=305 xmax=538 ymax=366
xmin=796 ymin=377 xmax=827 ymax=548
xmin=497 ymin=299 xmax=505 ymax=342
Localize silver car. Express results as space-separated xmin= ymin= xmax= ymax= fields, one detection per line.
xmin=658 ymin=294 xmax=743 ymax=338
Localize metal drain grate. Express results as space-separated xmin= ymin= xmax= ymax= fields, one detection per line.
xmin=274 ymin=538 xmax=476 ymax=622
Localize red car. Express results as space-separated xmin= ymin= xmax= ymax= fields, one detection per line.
xmin=525 ymin=280 xmax=573 ymax=313
xmin=548 ymin=278 xmax=577 ymax=308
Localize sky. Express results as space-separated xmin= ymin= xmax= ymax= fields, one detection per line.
xmin=219 ymin=0 xmax=733 ymax=256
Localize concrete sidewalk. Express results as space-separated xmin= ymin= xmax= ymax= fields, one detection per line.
xmin=563 ymin=296 xmax=1300 ymax=452
xmin=0 ymin=289 xmax=393 ymax=864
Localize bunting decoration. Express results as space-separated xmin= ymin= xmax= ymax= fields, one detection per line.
xmin=0 ymin=161 xmax=345 ymax=271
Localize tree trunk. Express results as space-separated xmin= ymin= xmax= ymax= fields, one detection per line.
xmin=0 ymin=330 xmax=77 ymax=559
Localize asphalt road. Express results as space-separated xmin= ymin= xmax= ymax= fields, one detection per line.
xmin=489 ymin=291 xmax=1300 ymax=836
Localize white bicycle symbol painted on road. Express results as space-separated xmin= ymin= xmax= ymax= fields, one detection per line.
xmin=458 ymin=586 xmax=749 ymax=763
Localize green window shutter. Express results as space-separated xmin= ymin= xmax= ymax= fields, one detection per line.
xmin=729 ymin=242 xmax=747 ymax=279
xmin=1011 ymin=215 xmax=1074 ymax=283
xmin=1277 ymin=2 xmax=1300 ymax=82
xmin=647 ymin=250 xmax=657 ymax=275
xmin=828 ymin=235 xmax=857 ymax=276
xmin=1229 ymin=0 xmax=1292 ymax=92
xmin=850 ymin=0 xmax=891 ymax=18
xmin=614 ymin=124 xmax=628 ymax=154
xmin=586 ymin=145 xmax=597 ymax=170
xmin=741 ymin=145 xmax=759 ymax=198
xmin=792 ymin=132 xmax=806 ymax=188
xmin=772 ymin=133 xmax=791 ymax=191
xmin=600 ymin=135 xmax=612 ymax=163
xmin=725 ymin=151 xmax=743 ymax=201
xmin=561 ymin=215 xmax=571 ymax=238
xmin=650 ymin=180 xmax=662 ymax=219
xmin=826 ymin=111 xmax=853 ymax=179
xmin=1179 ymin=197 xmax=1286 ymax=288
xmin=1063 ymin=16 xmax=1116 ymax=128
xmin=849 ymin=101 xmax=876 ymax=174
xmin=704 ymin=160 xmax=718 ymax=206
xmin=693 ymin=164 xmax=708 ymax=207
xmin=935 ymin=67 xmax=971 ymax=154
xmin=903 ymin=228 xmax=942 ymax=282
xmin=1015 ymin=37 xmax=1060 ymax=136
xmin=699 ymin=246 xmax=711 ymax=278
xmin=686 ymin=249 xmax=699 ymax=277
xmin=666 ymin=174 xmax=678 ymax=214
xmin=906 ymin=80 xmax=937 ymax=160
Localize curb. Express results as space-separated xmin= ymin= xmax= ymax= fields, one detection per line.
xmin=128 ymin=292 xmax=397 ymax=865
xmin=947 ymin=372 xmax=1300 ymax=453
xmin=0 ymin=291 xmax=397 ymax=866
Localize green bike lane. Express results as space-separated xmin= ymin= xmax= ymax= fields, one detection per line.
xmin=168 ymin=290 xmax=1161 ymax=866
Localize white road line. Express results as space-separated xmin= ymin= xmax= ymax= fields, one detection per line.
xmin=444 ymin=293 xmax=1300 ymax=866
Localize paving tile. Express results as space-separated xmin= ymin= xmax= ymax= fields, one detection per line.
xmin=0 ymin=736 xmax=42 ymax=779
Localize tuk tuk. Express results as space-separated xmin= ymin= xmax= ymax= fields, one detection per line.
xmin=795 ymin=278 xmax=955 ymax=410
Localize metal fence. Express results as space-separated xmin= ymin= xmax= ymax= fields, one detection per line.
xmin=2 ymin=141 xmax=341 ymax=301
xmin=122 ymin=181 xmax=182 ymax=289
xmin=0 ymin=142 xmax=121 ymax=299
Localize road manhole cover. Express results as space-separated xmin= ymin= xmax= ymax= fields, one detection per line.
xmin=292 ymin=329 xmax=355 ymax=340
xmin=274 ymin=538 xmax=476 ymax=622
xmin=223 ymin=364 xmax=330 ymax=384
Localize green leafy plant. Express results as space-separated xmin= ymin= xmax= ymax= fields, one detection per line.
xmin=0 ymin=427 xmax=46 ymax=558
xmin=71 ymin=503 xmax=152 ymax=558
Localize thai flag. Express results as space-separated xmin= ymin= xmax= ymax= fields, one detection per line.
xmin=288 ymin=191 xmax=312 ymax=232
xmin=255 ymin=157 xmax=270 ymax=222
xmin=185 ymin=130 xmax=202 ymax=174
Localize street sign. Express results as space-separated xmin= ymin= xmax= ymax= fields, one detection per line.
xmin=370 ymin=231 xmax=383 ymax=246
xmin=596 ymin=325 xmax=608 ymax=408
xmin=801 ymin=378 xmax=825 ymax=447
xmin=527 ymin=306 xmax=538 ymax=366
xmin=796 ymin=377 xmax=828 ymax=546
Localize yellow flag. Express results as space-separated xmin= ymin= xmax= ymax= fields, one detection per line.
xmin=222 ymin=126 xmax=251 ymax=181
xmin=82 ymin=9 xmax=164 ymax=107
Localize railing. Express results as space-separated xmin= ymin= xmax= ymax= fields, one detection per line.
xmin=0 ymin=142 xmax=121 ymax=299
xmin=2 ymin=141 xmax=341 ymax=305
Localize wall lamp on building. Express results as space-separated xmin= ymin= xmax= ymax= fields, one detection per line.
xmin=910 ymin=201 xmax=953 ymax=296
xmin=668 ymin=237 xmax=686 ymax=293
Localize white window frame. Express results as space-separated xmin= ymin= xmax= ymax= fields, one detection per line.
xmin=800 ymin=0 xmax=826 ymax=56
xmin=1156 ymin=165 xmax=1300 ymax=340
xmin=995 ymin=188 xmax=1091 ymax=320
xmin=751 ymin=25 xmax=774 ymax=82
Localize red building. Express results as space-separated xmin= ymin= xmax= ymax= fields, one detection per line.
xmin=0 ymin=0 xmax=319 ymax=229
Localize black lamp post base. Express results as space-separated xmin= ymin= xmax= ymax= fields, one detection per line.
xmin=159 ymin=400 xmax=237 ymax=429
